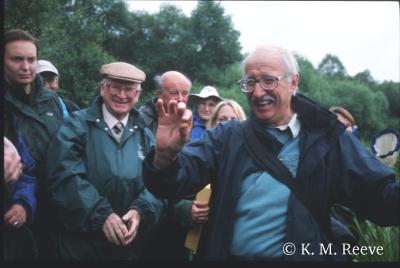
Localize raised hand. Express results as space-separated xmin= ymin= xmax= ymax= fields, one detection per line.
xmin=154 ymin=99 xmax=192 ymax=169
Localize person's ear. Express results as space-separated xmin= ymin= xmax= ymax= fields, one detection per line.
xmin=100 ymin=83 xmax=106 ymax=97
xmin=156 ymin=90 xmax=162 ymax=99
xmin=290 ymin=74 xmax=300 ymax=93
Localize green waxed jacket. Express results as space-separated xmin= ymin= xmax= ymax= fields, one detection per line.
xmin=4 ymin=76 xmax=64 ymax=171
xmin=45 ymin=96 xmax=166 ymax=259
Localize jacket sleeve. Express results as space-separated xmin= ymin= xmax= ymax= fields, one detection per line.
xmin=46 ymin=118 xmax=113 ymax=232
xmin=336 ymin=132 xmax=399 ymax=226
xmin=9 ymin=134 xmax=37 ymax=223
xmin=128 ymin=187 xmax=167 ymax=228
xmin=143 ymin=122 xmax=226 ymax=200
xmin=172 ymin=199 xmax=194 ymax=228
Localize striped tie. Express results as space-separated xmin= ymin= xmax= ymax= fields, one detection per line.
xmin=113 ymin=122 xmax=124 ymax=135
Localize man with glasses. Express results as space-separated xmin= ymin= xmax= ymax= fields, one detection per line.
xmin=45 ymin=62 xmax=166 ymax=259
xmin=139 ymin=71 xmax=209 ymax=259
xmin=142 ymin=45 xmax=399 ymax=261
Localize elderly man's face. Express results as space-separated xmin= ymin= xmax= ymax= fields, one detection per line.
xmin=4 ymin=41 xmax=37 ymax=88
xmin=157 ymin=75 xmax=190 ymax=109
xmin=245 ymin=54 xmax=298 ymax=127
xmin=100 ymin=78 xmax=141 ymax=120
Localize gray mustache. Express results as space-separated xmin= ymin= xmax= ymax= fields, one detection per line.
xmin=251 ymin=95 xmax=276 ymax=104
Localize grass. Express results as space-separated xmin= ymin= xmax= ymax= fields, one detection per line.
xmin=352 ymin=219 xmax=399 ymax=262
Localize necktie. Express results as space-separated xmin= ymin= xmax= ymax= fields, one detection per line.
xmin=113 ymin=122 xmax=124 ymax=135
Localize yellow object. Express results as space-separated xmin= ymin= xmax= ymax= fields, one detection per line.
xmin=184 ymin=184 xmax=211 ymax=254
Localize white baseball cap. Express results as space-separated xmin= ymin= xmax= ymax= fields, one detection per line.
xmin=38 ymin=60 xmax=59 ymax=76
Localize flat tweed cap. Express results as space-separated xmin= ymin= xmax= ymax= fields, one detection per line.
xmin=100 ymin=62 xmax=145 ymax=83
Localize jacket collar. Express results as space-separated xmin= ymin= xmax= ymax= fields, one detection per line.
xmin=85 ymin=95 xmax=145 ymax=128
xmin=5 ymin=75 xmax=46 ymax=105
xmin=291 ymin=93 xmax=342 ymax=133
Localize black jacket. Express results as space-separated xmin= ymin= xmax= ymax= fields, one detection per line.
xmin=143 ymin=93 xmax=399 ymax=260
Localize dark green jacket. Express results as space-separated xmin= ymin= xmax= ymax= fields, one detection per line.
xmin=4 ymin=76 xmax=64 ymax=172
xmin=46 ymin=96 xmax=166 ymax=259
xmin=4 ymin=76 xmax=65 ymax=258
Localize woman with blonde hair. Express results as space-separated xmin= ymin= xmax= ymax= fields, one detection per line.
xmin=208 ymin=99 xmax=246 ymax=128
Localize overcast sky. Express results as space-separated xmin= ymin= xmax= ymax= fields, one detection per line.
xmin=127 ymin=1 xmax=399 ymax=82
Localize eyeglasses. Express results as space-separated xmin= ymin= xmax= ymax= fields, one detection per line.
xmin=105 ymin=83 xmax=141 ymax=97
xmin=237 ymin=75 xmax=288 ymax=93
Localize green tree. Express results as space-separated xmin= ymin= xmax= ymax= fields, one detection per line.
xmin=5 ymin=0 xmax=120 ymax=107
xmin=377 ymin=81 xmax=400 ymax=117
xmin=189 ymin=1 xmax=242 ymax=84
xmin=353 ymin=70 xmax=377 ymax=88
xmin=318 ymin=54 xmax=348 ymax=79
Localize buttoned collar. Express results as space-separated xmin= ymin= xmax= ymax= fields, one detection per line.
xmin=275 ymin=113 xmax=301 ymax=138
xmin=101 ymin=104 xmax=129 ymax=129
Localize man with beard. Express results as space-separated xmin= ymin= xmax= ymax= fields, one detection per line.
xmin=142 ymin=45 xmax=399 ymax=261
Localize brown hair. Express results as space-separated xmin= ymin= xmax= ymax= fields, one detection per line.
xmin=4 ymin=29 xmax=39 ymax=56
xmin=329 ymin=106 xmax=355 ymax=126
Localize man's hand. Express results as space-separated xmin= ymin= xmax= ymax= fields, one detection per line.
xmin=191 ymin=200 xmax=209 ymax=224
xmin=154 ymin=99 xmax=192 ymax=169
xmin=102 ymin=213 xmax=129 ymax=246
xmin=4 ymin=204 xmax=27 ymax=228
xmin=121 ymin=209 xmax=141 ymax=245
xmin=4 ymin=137 xmax=23 ymax=184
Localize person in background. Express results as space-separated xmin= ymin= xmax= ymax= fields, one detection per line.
xmin=329 ymin=106 xmax=360 ymax=139
xmin=38 ymin=59 xmax=80 ymax=118
xmin=207 ymin=99 xmax=247 ymax=128
xmin=189 ymin=86 xmax=222 ymax=140
xmin=45 ymin=62 xmax=166 ymax=259
xmin=139 ymin=71 xmax=209 ymax=259
xmin=142 ymin=44 xmax=399 ymax=261
xmin=4 ymin=29 xmax=65 ymax=259
xmin=4 ymin=109 xmax=37 ymax=259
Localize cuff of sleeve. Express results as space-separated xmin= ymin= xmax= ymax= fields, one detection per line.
xmin=14 ymin=200 xmax=33 ymax=224
xmin=88 ymin=206 xmax=114 ymax=232
xmin=173 ymin=199 xmax=194 ymax=228
xmin=144 ymin=149 xmax=180 ymax=180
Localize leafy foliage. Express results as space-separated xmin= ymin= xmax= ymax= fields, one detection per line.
xmin=5 ymin=1 xmax=399 ymax=262
xmin=318 ymin=54 xmax=348 ymax=79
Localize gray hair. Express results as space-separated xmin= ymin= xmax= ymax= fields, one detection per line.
xmin=241 ymin=45 xmax=299 ymax=82
xmin=153 ymin=75 xmax=163 ymax=91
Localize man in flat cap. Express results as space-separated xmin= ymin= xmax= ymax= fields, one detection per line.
xmin=45 ymin=62 xmax=166 ymax=259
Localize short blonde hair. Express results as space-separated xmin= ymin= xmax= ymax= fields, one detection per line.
xmin=208 ymin=99 xmax=247 ymax=128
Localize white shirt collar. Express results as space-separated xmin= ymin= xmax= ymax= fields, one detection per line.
xmin=275 ymin=113 xmax=301 ymax=138
xmin=102 ymin=104 xmax=129 ymax=129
